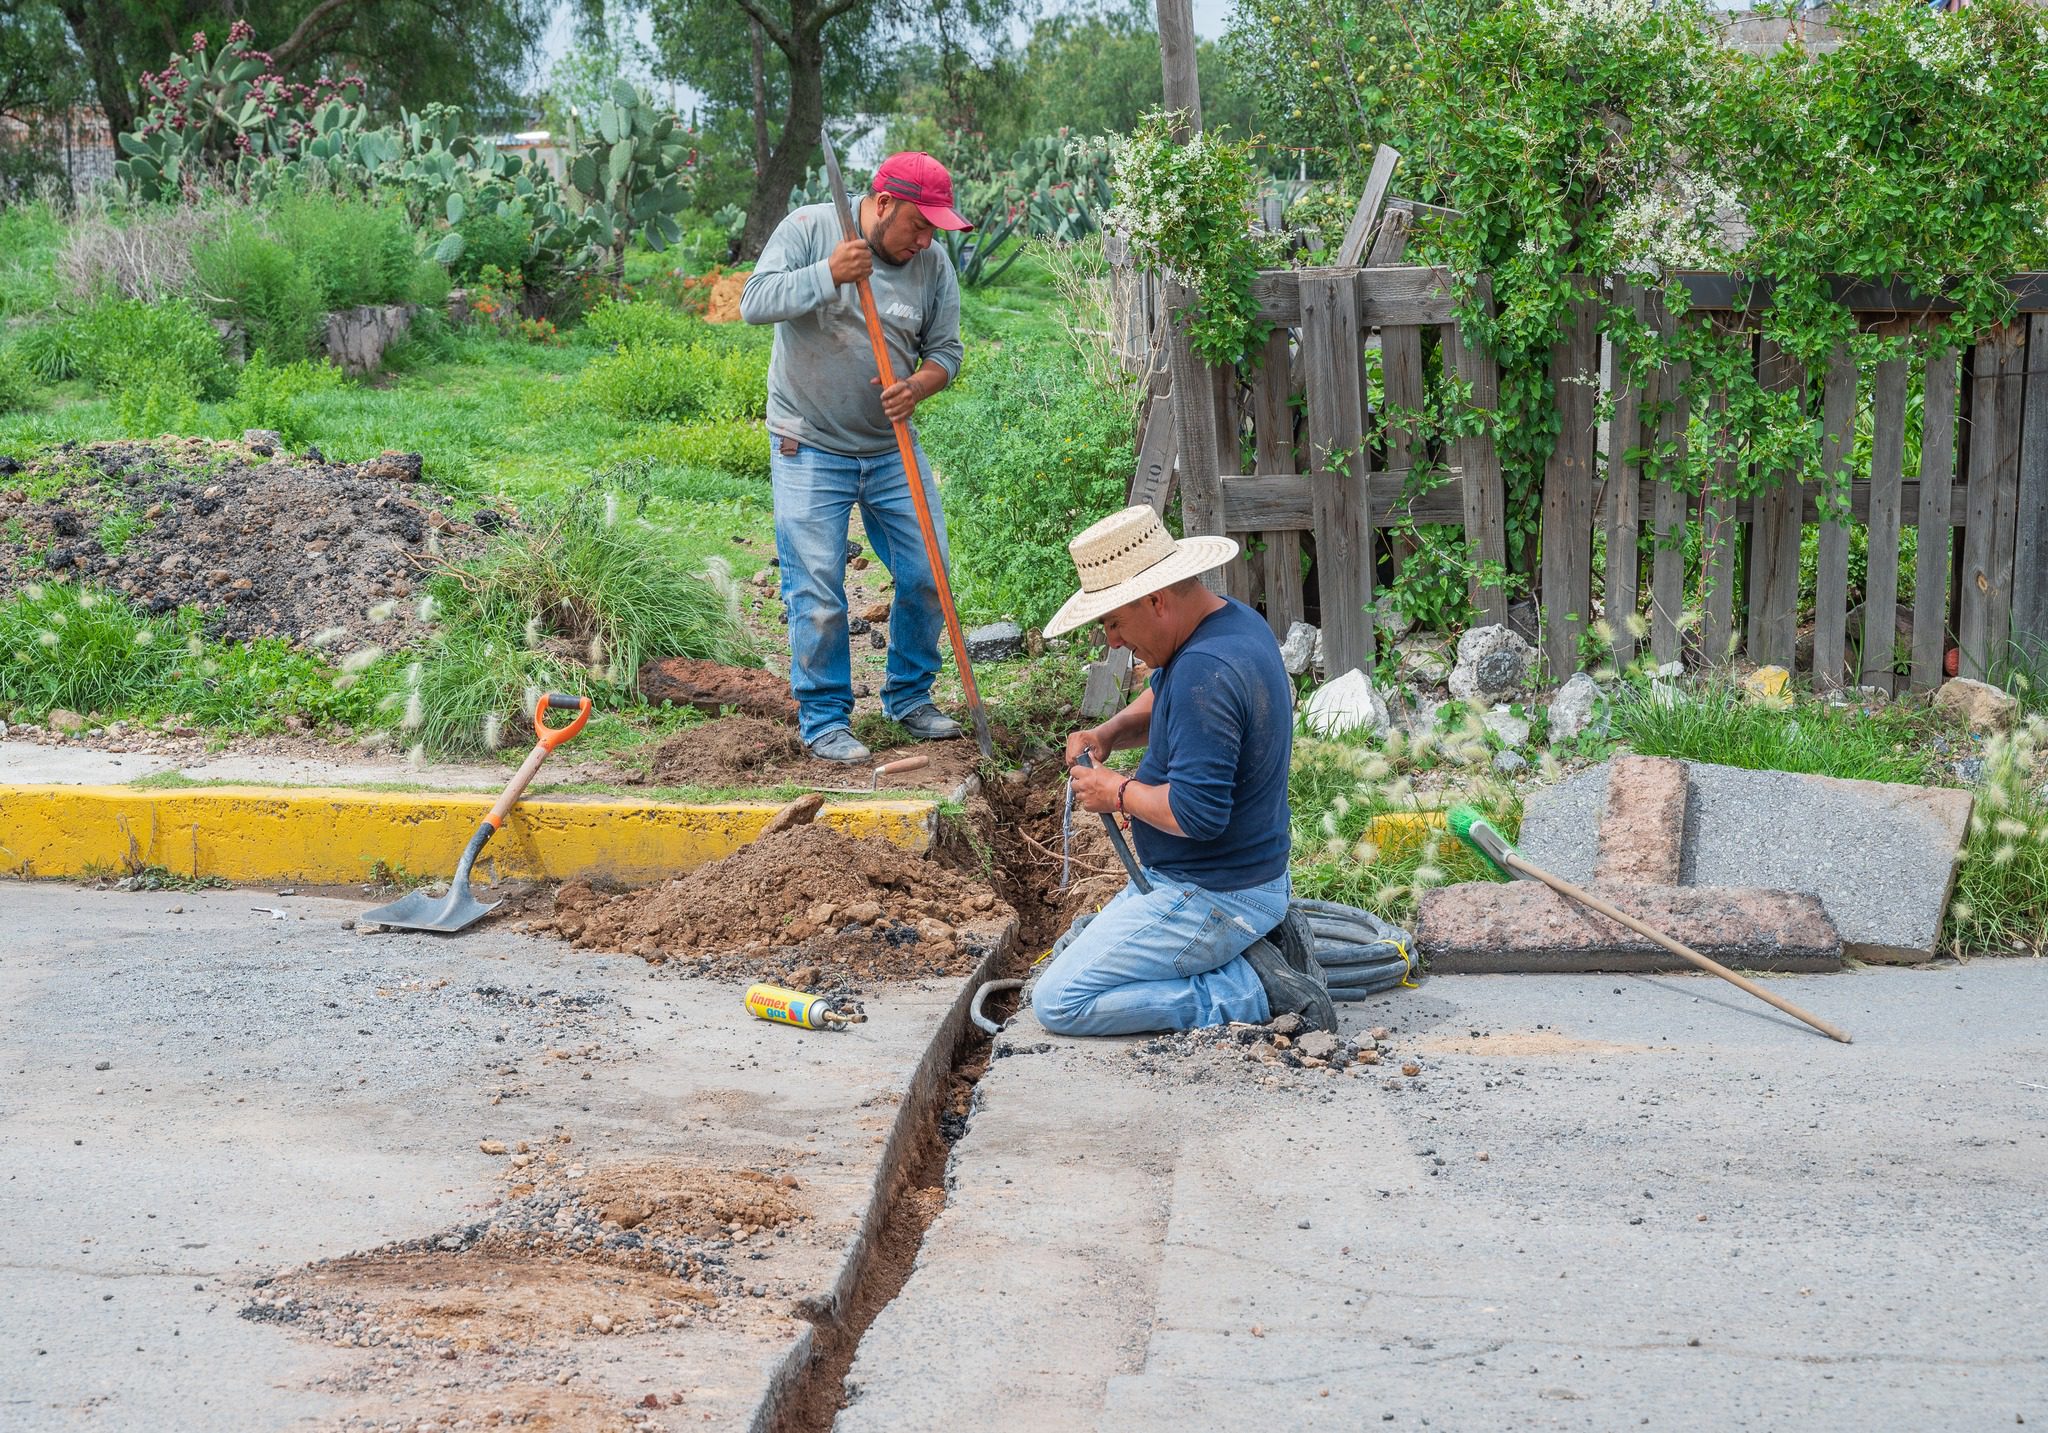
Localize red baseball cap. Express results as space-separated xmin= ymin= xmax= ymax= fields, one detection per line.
xmin=872 ymin=152 xmax=972 ymax=231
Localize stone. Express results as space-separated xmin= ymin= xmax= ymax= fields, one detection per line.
xmin=1395 ymin=639 xmax=1452 ymax=686
xmin=636 ymin=658 xmax=797 ymax=723
xmin=1481 ymin=706 xmax=1530 ymax=749
xmin=1448 ymin=624 xmax=1533 ymax=705
xmin=1547 ymin=672 xmax=1603 ymax=742
xmin=1373 ymin=592 xmax=1415 ymax=641
xmin=47 ymin=708 xmax=88 ymax=734
xmin=1933 ymin=677 xmax=2018 ymax=734
xmin=1519 ymin=758 xmax=1975 ymax=964
xmin=1591 ymin=755 xmax=1688 ymax=885
xmin=1492 ymin=749 xmax=1527 ymax=776
xmin=1416 ymin=881 xmax=1843 ymax=973
xmin=1267 ymin=1012 xmax=1304 ymax=1036
xmin=1741 ymin=665 xmax=1790 ymax=699
xmin=478 ymin=1140 xmax=506 ymax=1155
xmin=1298 ymin=1030 xmax=1338 ymax=1059
xmin=1302 ymin=669 xmax=1392 ymax=739
xmin=965 ymin=621 xmax=1025 ymax=662
xmin=325 ymin=303 xmax=414 ymax=376
xmin=1278 ymin=621 xmax=1319 ymax=677
xmin=862 ymin=600 xmax=892 ymax=624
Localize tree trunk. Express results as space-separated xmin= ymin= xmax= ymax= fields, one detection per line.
xmin=738 ymin=35 xmax=824 ymax=261
xmin=748 ymin=19 xmax=769 ymax=173
xmin=56 ymin=0 xmax=138 ymax=139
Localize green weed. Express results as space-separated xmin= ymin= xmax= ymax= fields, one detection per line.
xmin=0 ymin=350 xmax=36 ymax=415
xmin=269 ymin=189 xmax=418 ymax=311
xmin=96 ymin=509 xmax=142 ymax=555
xmin=228 ymin=351 xmax=344 ymax=448
xmin=1945 ymin=716 xmax=2048 ymax=956
xmin=1608 ymin=676 xmax=1948 ymax=785
xmin=574 ymin=339 xmax=768 ymax=424
xmin=190 ymin=214 xmax=326 ymax=361
xmin=0 ymin=199 xmax=65 ymax=318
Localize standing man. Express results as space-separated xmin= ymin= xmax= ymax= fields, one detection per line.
xmin=740 ymin=152 xmax=971 ymax=764
xmin=1032 ymin=506 xmax=1336 ymax=1037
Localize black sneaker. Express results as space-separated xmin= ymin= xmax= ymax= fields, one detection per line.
xmin=897 ymin=703 xmax=963 ymax=741
xmin=1242 ymin=935 xmax=1337 ymax=1032
xmin=807 ymin=728 xmax=872 ymax=765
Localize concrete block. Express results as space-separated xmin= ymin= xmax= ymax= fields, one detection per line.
xmin=1593 ymin=754 xmax=1687 ymax=885
xmin=1520 ymin=760 xmax=1974 ymax=963
xmin=1416 ymin=881 xmax=1842 ymax=973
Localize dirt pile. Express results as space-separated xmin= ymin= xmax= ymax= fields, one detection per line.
xmin=0 ymin=437 xmax=491 ymax=653
xmin=638 ymin=658 xmax=798 ymax=723
xmin=540 ymin=822 xmax=1012 ymax=981
xmin=955 ymin=764 xmax=1126 ymax=954
xmin=642 ymin=713 xmax=984 ymax=793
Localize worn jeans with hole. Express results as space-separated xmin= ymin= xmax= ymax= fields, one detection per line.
xmin=770 ymin=439 xmax=949 ymax=745
xmin=1030 ymin=869 xmax=1291 ymax=1036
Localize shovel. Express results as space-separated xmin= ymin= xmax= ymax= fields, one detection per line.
xmin=362 ymin=692 xmax=593 ymax=934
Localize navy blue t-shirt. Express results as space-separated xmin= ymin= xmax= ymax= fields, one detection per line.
xmin=1129 ymin=597 xmax=1293 ymax=891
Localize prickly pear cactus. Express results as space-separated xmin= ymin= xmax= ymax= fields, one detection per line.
xmin=566 ymin=81 xmax=695 ymax=270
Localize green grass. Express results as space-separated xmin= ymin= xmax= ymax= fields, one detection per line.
xmin=0 ymin=200 xmax=66 ymax=319
xmin=1608 ymin=676 xmax=1952 ymax=785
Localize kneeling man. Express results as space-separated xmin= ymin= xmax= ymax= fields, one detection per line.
xmin=1032 ymin=506 xmax=1333 ymax=1036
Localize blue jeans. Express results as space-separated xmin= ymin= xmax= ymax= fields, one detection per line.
xmin=770 ymin=439 xmax=949 ymax=745
xmin=1031 ymin=869 xmax=1291 ymax=1036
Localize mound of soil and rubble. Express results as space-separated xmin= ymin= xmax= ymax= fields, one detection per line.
xmin=641 ymin=713 xmax=986 ymax=794
xmin=540 ymin=822 xmax=1013 ymax=982
xmin=0 ymin=437 xmax=493 ymax=653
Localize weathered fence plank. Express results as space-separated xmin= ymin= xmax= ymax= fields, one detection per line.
xmin=1702 ymin=390 xmax=1740 ymax=664
xmin=1861 ymin=353 xmax=1909 ymax=692
xmin=1252 ymin=327 xmax=1305 ymax=636
xmin=1379 ymin=321 xmax=1427 ymax=582
xmin=2015 ymin=314 xmax=2048 ymax=665
xmin=1912 ymin=345 xmax=1959 ymax=691
xmin=1648 ymin=296 xmax=1691 ymax=666
xmin=1214 ymin=364 xmax=1256 ymax=604
xmin=1298 ymin=270 xmax=1375 ymax=672
xmin=1221 ymin=472 xmax=1464 ymax=529
xmin=1164 ymin=282 xmax=1227 ymax=595
xmin=1335 ymin=144 xmax=1400 ymax=267
xmin=1252 ymin=267 xmax=1455 ymax=327
xmin=1813 ymin=344 xmax=1858 ymax=689
xmin=1541 ymin=286 xmax=1600 ymax=677
xmin=1958 ymin=324 xmax=2025 ymax=679
xmin=1748 ymin=338 xmax=1804 ymax=669
xmin=1442 ymin=282 xmax=1508 ymax=627
xmin=1365 ymin=205 xmax=1413 ymax=267
xmin=1605 ymin=284 xmax=1646 ymax=667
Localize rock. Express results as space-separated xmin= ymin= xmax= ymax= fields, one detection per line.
xmin=862 ymin=600 xmax=892 ymax=623
xmin=965 ymin=620 xmax=1025 ymax=662
xmin=848 ymin=616 xmax=871 ymax=636
xmin=478 ymin=1140 xmax=506 ymax=1155
xmin=1310 ymin=627 xmax=1326 ymax=674
xmin=1297 ymin=1030 xmax=1338 ymax=1060
xmin=362 ymin=449 xmax=424 ymax=483
xmin=1954 ymin=757 xmax=1985 ymax=784
xmin=1303 ymin=669 xmax=1392 ymax=739
xmin=760 ymin=794 xmax=824 ymax=836
xmin=1741 ymin=665 xmax=1790 ymax=699
xmin=1395 ymin=639 xmax=1451 ymax=686
xmin=1933 ymin=676 xmax=2018 ymax=733
xmin=1267 ymin=1012 xmax=1304 ymax=1036
xmin=1448 ymin=625 xmax=1533 ymax=705
xmin=1278 ymin=621 xmax=1319 ymax=677
xmin=0 ymin=456 xmax=18 ymax=475
xmin=1492 ymin=749 xmax=1528 ymax=776
xmin=94 ymin=1059 xmax=111 ymax=1071
xmin=47 ymin=708 xmax=88 ymax=734
xmin=1547 ymin=672 xmax=1603 ymax=742
xmin=637 ymin=658 xmax=797 ymax=724
xmin=869 ymin=627 xmax=888 ymax=649
xmin=1373 ymin=592 xmax=1415 ymax=641
xmin=1481 ymin=706 xmax=1530 ymax=749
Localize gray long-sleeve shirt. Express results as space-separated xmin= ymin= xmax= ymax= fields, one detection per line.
xmin=739 ymin=202 xmax=964 ymax=457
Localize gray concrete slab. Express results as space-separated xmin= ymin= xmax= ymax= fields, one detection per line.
xmin=841 ymin=963 xmax=2048 ymax=1431
xmin=0 ymin=883 xmax=966 ymax=1432
xmin=0 ymin=740 xmax=515 ymax=791
xmin=1519 ymin=759 xmax=1974 ymax=962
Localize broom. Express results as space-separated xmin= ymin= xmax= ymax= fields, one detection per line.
xmin=1445 ymin=806 xmax=1852 ymax=1045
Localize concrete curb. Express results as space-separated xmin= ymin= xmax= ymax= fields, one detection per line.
xmin=0 ymin=783 xmax=935 ymax=886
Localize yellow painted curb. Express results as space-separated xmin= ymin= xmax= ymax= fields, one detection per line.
xmin=0 ymin=784 xmax=933 ymax=886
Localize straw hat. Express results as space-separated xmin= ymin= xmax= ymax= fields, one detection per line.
xmin=1042 ymin=506 xmax=1238 ymax=639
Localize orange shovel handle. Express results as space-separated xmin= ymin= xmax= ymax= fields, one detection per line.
xmin=534 ymin=692 xmax=592 ymax=751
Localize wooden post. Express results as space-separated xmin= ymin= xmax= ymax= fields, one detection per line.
xmin=1748 ymin=337 xmax=1804 ymax=670
xmin=1445 ymin=278 xmax=1508 ymax=627
xmin=1912 ymin=345 xmax=1960 ymax=691
xmin=1164 ymin=281 xmax=1227 ymax=594
xmin=1812 ymin=344 xmax=1858 ymax=690
xmin=1861 ymin=352 xmax=1909 ymax=693
xmin=1252 ymin=327 xmax=1306 ymax=636
xmin=1299 ymin=270 xmax=1375 ymax=673
xmin=1649 ymin=294 xmax=1691 ymax=667
xmin=1540 ymin=282 xmax=1600 ymax=679
xmin=1702 ymin=388 xmax=1739 ymax=665
xmin=1335 ymin=145 xmax=1400 ymax=267
xmin=2014 ymin=314 xmax=2048 ymax=667
xmin=1958 ymin=323 xmax=2025 ymax=680
xmin=1605 ymin=282 xmax=1646 ymax=668
xmin=1156 ymin=0 xmax=1203 ymax=137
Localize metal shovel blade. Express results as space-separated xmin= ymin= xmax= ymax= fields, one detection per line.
xmin=362 ymin=881 xmax=499 ymax=933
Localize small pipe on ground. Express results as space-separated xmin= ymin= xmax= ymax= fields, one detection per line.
xmin=970 ymin=979 xmax=1024 ymax=1035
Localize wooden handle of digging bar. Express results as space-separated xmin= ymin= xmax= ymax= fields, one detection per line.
xmin=1506 ymin=854 xmax=1853 ymax=1045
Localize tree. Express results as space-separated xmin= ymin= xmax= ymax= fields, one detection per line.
xmin=31 ymin=0 xmax=550 ymax=143
xmin=0 ymin=0 xmax=87 ymax=194
xmin=635 ymin=0 xmax=1020 ymax=259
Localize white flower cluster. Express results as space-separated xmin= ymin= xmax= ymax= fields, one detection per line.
xmin=1609 ymin=169 xmax=1738 ymax=268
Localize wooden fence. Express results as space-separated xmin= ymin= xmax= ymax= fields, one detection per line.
xmin=1149 ymin=263 xmax=2048 ymax=692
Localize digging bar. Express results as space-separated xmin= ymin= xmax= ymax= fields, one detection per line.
xmin=818 ymin=132 xmax=995 ymax=762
